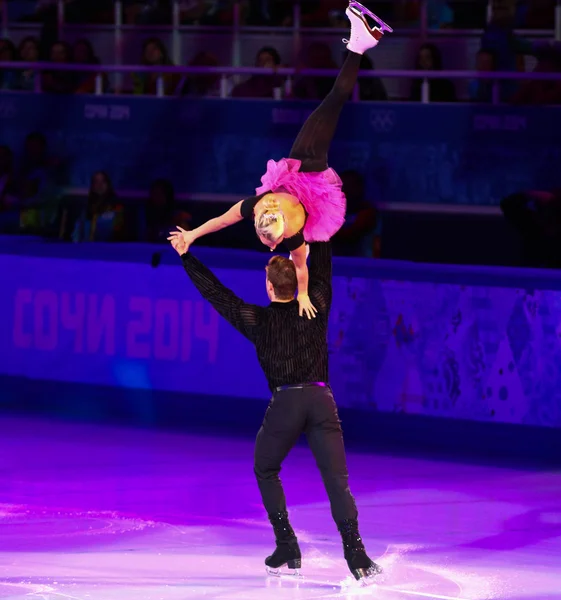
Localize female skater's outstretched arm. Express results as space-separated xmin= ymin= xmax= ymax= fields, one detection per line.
xmin=289 ymin=243 xmax=314 ymax=319
xmin=169 ymin=196 xmax=318 ymax=318
xmin=173 ymin=200 xmax=244 ymax=253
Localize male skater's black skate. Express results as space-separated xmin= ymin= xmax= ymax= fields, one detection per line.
xmin=264 ymin=511 xmax=302 ymax=576
xmin=338 ymin=519 xmax=383 ymax=582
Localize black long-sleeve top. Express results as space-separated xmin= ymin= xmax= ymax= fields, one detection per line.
xmin=181 ymin=242 xmax=332 ymax=392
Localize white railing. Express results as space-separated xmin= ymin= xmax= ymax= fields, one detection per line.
xmin=1 ymin=0 xmax=560 ymax=69
xmin=2 ymin=60 xmax=561 ymax=104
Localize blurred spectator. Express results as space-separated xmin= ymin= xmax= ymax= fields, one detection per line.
xmin=73 ymin=39 xmax=107 ymax=94
xmin=72 ymin=171 xmax=125 ymax=242
xmin=511 ymin=46 xmax=561 ymax=104
xmin=18 ymin=132 xmax=60 ymax=233
xmin=125 ymin=0 xmax=172 ymax=24
xmin=20 ymin=0 xmax=114 ymax=24
xmin=524 ymin=0 xmax=555 ymax=28
xmin=42 ymin=41 xmax=75 ymax=94
xmin=480 ymin=13 xmax=535 ymax=100
xmin=501 ymin=189 xmax=561 ymax=267
xmin=397 ymin=0 xmax=453 ymax=28
xmin=293 ymin=42 xmax=337 ymax=100
xmin=350 ymin=52 xmax=388 ymax=101
xmin=179 ymin=1 xmax=234 ymax=25
xmin=182 ymin=51 xmax=221 ymax=97
xmin=448 ymin=0 xmax=487 ymax=27
xmin=0 ymin=145 xmax=20 ymax=234
xmin=141 ymin=179 xmax=191 ymax=243
xmin=232 ymin=46 xmax=284 ymax=99
xmin=469 ymin=49 xmax=497 ymax=102
xmin=427 ymin=0 xmax=454 ymax=28
xmin=244 ymin=0 xmax=276 ymax=24
xmin=409 ymin=43 xmax=456 ymax=102
xmin=17 ymin=36 xmax=41 ymax=91
xmin=264 ymin=0 xmax=294 ymax=25
xmin=0 ymin=145 xmax=18 ymax=211
xmin=333 ymin=171 xmax=377 ymax=257
xmin=133 ymin=38 xmax=178 ymax=96
xmin=299 ymin=0 xmax=347 ymax=26
xmin=0 ymin=39 xmax=18 ymax=90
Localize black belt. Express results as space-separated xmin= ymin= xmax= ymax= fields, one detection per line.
xmin=274 ymin=382 xmax=327 ymax=393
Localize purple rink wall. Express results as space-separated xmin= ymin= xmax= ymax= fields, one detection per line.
xmin=1 ymin=236 xmax=560 ymax=463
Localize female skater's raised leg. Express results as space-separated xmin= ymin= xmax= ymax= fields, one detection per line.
xmin=289 ymin=5 xmax=385 ymax=173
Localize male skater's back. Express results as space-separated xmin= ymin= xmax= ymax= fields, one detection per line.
xmin=173 ymin=238 xmax=381 ymax=581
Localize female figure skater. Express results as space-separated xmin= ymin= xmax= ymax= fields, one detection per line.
xmin=170 ymin=1 xmax=392 ymax=318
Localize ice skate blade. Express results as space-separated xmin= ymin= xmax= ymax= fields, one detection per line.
xmin=266 ymin=565 xmax=302 ymax=578
xmin=349 ymin=0 xmax=393 ymax=32
xmin=351 ymin=563 xmax=383 ymax=582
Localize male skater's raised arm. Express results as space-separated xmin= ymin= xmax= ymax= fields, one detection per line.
xmin=172 ymin=237 xmax=263 ymax=342
xmin=307 ymin=241 xmax=333 ymax=315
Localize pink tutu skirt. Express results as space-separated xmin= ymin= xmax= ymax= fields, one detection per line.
xmin=255 ymin=158 xmax=346 ymax=242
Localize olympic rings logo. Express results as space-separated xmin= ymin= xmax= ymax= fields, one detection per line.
xmin=369 ymin=109 xmax=395 ymax=133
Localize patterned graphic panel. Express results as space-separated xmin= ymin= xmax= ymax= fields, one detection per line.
xmin=330 ymin=279 xmax=561 ymax=428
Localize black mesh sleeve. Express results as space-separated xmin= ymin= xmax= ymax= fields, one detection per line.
xmin=240 ymin=193 xmax=269 ymax=220
xmin=284 ymin=230 xmax=305 ymax=252
xmin=181 ymin=253 xmax=263 ymax=342
xmin=307 ymin=242 xmax=332 ymax=314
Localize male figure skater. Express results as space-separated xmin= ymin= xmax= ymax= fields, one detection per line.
xmin=170 ymin=235 xmax=381 ymax=582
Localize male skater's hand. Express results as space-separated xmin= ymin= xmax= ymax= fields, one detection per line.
xmin=168 ymin=227 xmax=196 ymax=254
xmin=169 ymin=233 xmax=188 ymax=256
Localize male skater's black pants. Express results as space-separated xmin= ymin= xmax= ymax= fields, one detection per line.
xmin=254 ymin=384 xmax=358 ymax=523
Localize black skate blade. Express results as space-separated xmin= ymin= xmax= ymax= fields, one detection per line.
xmin=352 ymin=562 xmax=383 ymax=584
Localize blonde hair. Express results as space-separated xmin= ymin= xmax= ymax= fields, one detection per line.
xmin=254 ymin=196 xmax=286 ymax=244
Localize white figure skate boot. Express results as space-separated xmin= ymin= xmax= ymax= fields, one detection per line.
xmin=343 ymin=2 xmax=392 ymax=55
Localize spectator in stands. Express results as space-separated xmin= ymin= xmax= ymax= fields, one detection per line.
xmin=18 ymin=132 xmax=59 ymax=233
xmin=469 ymin=48 xmax=497 ymax=102
xmin=244 ymin=0 xmax=275 ymax=24
xmin=72 ymin=171 xmax=125 ymax=242
xmin=17 ymin=36 xmax=41 ymax=91
xmin=21 ymin=0 xmax=113 ymax=24
xmin=182 ymin=51 xmax=221 ymax=97
xmin=0 ymin=145 xmax=19 ymax=234
xmin=0 ymin=145 xmax=18 ymax=211
xmin=0 ymin=39 xmax=18 ymax=90
xmin=126 ymin=0 xmax=172 ymax=24
xmin=332 ymin=171 xmax=377 ymax=257
xmin=232 ymin=46 xmax=284 ymax=99
xmin=480 ymin=11 xmax=535 ymax=101
xmin=501 ymin=189 xmax=561 ymax=267
xmin=426 ymin=0 xmax=454 ymax=28
xmin=293 ymin=42 xmax=337 ymax=100
xmin=396 ymin=0 xmax=453 ymax=28
xmin=511 ymin=46 xmax=561 ymax=105
xmin=351 ymin=52 xmax=388 ymax=101
xmin=523 ymin=0 xmax=555 ymax=28
xmin=179 ymin=0 xmax=233 ymax=25
xmin=409 ymin=43 xmax=456 ymax=102
xmin=298 ymin=0 xmax=348 ymax=26
xmin=133 ymin=37 xmax=178 ymax=96
xmin=42 ymin=41 xmax=75 ymax=94
xmin=142 ymin=179 xmax=191 ymax=243
xmin=263 ymin=0 xmax=293 ymax=25
xmin=73 ymin=39 xmax=107 ymax=94
xmin=448 ymin=0 xmax=487 ymax=28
